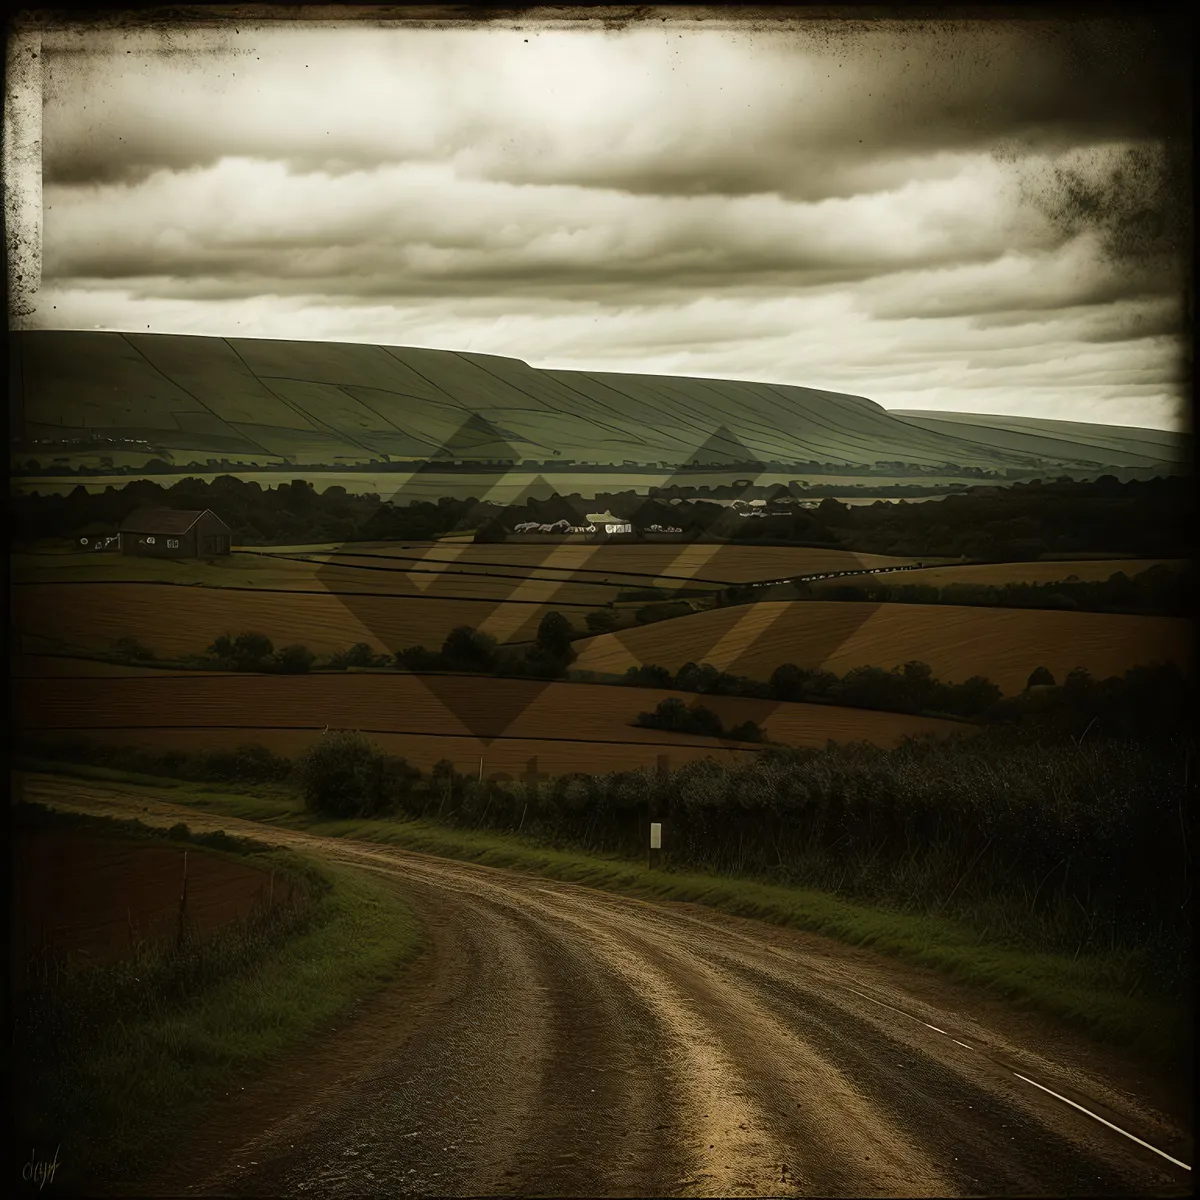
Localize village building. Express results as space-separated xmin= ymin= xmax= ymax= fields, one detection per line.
xmin=119 ymin=508 xmax=231 ymax=557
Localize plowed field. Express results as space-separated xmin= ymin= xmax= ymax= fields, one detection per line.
xmin=14 ymin=673 xmax=965 ymax=775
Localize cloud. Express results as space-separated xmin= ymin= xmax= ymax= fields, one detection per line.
xmin=25 ymin=17 xmax=1190 ymax=433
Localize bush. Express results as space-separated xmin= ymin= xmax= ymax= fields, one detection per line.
xmin=623 ymin=664 xmax=673 ymax=687
xmin=440 ymin=626 xmax=498 ymax=671
xmin=1027 ymin=665 xmax=1057 ymax=689
xmin=206 ymin=631 xmax=274 ymax=670
xmin=113 ymin=636 xmax=156 ymax=661
xmin=329 ymin=642 xmax=375 ymax=670
xmin=585 ymin=609 xmax=620 ymax=634
xmin=295 ymin=729 xmax=419 ymax=819
xmin=274 ymin=644 xmax=316 ymax=674
xmin=395 ymin=645 xmax=444 ymax=671
xmin=536 ymin=611 xmax=575 ymax=657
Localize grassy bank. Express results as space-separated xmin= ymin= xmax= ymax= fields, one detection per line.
xmin=11 ymin=797 xmax=424 ymax=1193
xmin=15 ymin=760 xmax=1188 ymax=1069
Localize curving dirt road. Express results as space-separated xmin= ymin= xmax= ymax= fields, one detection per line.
xmin=25 ymin=777 xmax=1192 ymax=1198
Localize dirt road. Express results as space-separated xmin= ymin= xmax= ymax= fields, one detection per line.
xmin=23 ymin=777 xmax=1192 ymax=1198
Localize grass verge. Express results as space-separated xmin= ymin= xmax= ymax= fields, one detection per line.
xmin=14 ymin=759 xmax=1188 ymax=1069
xmin=12 ymin=796 xmax=424 ymax=1193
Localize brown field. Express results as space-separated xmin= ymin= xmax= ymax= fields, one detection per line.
xmin=31 ymin=726 xmax=765 ymax=778
xmin=820 ymin=558 xmax=1186 ymax=591
xmin=330 ymin=542 xmax=927 ymax=583
xmin=10 ymin=583 xmax=575 ymax=655
xmin=10 ymin=828 xmax=272 ymax=987
xmin=10 ymin=653 xmax=184 ymax=677
xmin=14 ymin=673 xmax=965 ymax=774
xmin=571 ymin=601 xmax=1191 ymax=695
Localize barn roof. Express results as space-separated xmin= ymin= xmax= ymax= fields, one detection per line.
xmin=119 ymin=508 xmax=229 ymax=535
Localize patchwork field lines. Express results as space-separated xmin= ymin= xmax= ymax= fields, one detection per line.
xmin=10 ymin=583 xmax=559 ymax=657
xmin=573 ymin=602 xmax=1192 ymax=695
xmin=14 ymin=674 xmax=964 ymax=759
xmin=18 ymin=726 xmax=764 ymax=777
xmin=823 ymin=558 xmax=1186 ymax=590
xmin=316 ymin=543 xmax=926 ymax=583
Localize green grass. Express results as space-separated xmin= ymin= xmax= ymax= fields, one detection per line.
xmin=13 ymin=799 xmax=424 ymax=1192
xmin=16 ymin=760 xmax=1188 ymax=1068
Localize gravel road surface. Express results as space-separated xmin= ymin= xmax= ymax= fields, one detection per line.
xmin=24 ymin=777 xmax=1192 ymax=1198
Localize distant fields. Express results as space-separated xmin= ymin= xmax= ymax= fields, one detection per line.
xmin=809 ymin=558 xmax=1186 ymax=591
xmin=571 ymin=601 xmax=1191 ymax=694
xmin=13 ymin=673 xmax=964 ymax=776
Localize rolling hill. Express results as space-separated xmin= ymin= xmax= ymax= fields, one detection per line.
xmin=890 ymin=410 xmax=1189 ymax=470
xmin=11 ymin=330 xmax=1184 ymax=475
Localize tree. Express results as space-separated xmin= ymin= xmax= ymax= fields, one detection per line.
xmin=441 ymin=625 xmax=498 ymax=671
xmin=536 ymin=611 xmax=575 ymax=658
xmin=275 ymin=644 xmax=316 ymax=673
xmin=1026 ymin=666 xmax=1057 ymax=689
xmin=473 ymin=517 xmax=507 ymax=543
xmin=230 ymin=631 xmax=274 ymax=670
xmin=330 ymin=642 xmax=375 ymax=669
xmin=295 ymin=729 xmax=417 ymax=818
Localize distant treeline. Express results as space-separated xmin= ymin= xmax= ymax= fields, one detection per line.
xmin=806 ymin=475 xmax=1191 ymax=559
xmin=12 ymin=455 xmax=1017 ymax=479
xmin=804 ymin=563 xmax=1192 ymax=617
xmin=621 ymin=659 xmax=1191 ymax=740
xmin=23 ymin=721 xmax=1192 ymax=990
xmin=9 ymin=471 xmax=1191 ymax=558
xmin=98 ymin=621 xmax=1191 ymax=740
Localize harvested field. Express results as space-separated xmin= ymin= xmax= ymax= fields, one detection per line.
xmin=9 ymin=583 xmax=574 ymax=655
xmin=335 ymin=542 xmax=927 ymax=583
xmin=13 ymin=673 xmax=964 ymax=771
xmin=9 ymin=653 xmax=185 ymax=677
xmin=28 ymin=726 xmax=763 ymax=778
xmin=10 ymin=829 xmax=272 ymax=987
xmin=821 ymin=558 xmax=1186 ymax=591
xmin=571 ymin=601 xmax=1191 ymax=695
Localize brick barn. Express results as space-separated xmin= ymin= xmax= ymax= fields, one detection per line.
xmin=119 ymin=508 xmax=232 ymax=558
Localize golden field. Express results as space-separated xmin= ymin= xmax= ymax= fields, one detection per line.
xmin=10 ymin=582 xmax=577 ymax=655
xmin=571 ymin=601 xmax=1191 ymax=695
xmin=13 ymin=672 xmax=965 ymax=776
xmin=312 ymin=542 xmax=927 ymax=584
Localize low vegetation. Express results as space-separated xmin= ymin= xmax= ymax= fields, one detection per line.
xmin=634 ymin=697 xmax=765 ymax=743
xmin=11 ymin=799 xmax=422 ymax=1191
xmin=804 ymin=562 xmax=1191 ymax=617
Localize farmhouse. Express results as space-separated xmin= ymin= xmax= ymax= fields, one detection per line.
xmin=119 ymin=508 xmax=231 ymax=558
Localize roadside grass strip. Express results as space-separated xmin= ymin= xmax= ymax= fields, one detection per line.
xmin=14 ymin=761 xmax=1187 ymax=1068
xmin=12 ymin=800 xmax=423 ymax=1190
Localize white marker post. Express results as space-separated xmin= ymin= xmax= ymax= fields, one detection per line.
xmin=649 ymin=821 xmax=662 ymax=871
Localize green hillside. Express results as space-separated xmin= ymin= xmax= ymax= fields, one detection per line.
xmin=891 ymin=410 xmax=1188 ymax=469
xmin=9 ymin=330 xmax=1184 ymax=474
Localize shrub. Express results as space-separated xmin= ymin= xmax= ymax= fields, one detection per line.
xmin=536 ymin=611 xmax=575 ymax=657
xmin=396 ymin=645 xmax=444 ymax=671
xmin=1027 ymin=665 xmax=1057 ymax=689
xmin=585 ymin=609 xmax=620 ymax=634
xmin=329 ymin=642 xmax=375 ymax=670
xmin=624 ymin=664 xmax=673 ymax=687
xmin=274 ymin=644 xmax=316 ymax=673
xmin=440 ymin=626 xmax=498 ymax=671
xmin=295 ymin=729 xmax=419 ymax=819
xmin=113 ymin=636 xmax=156 ymax=661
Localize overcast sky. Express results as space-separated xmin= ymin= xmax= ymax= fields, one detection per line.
xmin=8 ymin=12 xmax=1191 ymax=430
